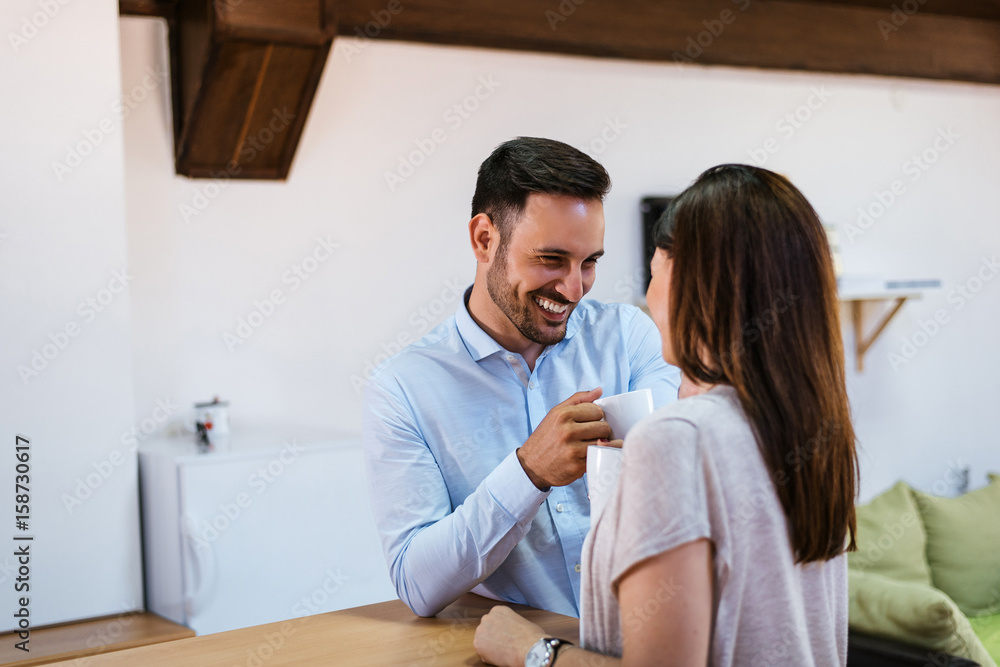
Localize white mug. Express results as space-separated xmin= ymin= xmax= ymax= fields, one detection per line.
xmin=586 ymin=389 xmax=654 ymax=527
xmin=587 ymin=445 xmax=624 ymax=528
xmin=593 ymin=388 xmax=654 ymax=441
xmin=194 ymin=397 xmax=229 ymax=449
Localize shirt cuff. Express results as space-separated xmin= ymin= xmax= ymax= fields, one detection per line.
xmin=484 ymin=450 xmax=551 ymax=525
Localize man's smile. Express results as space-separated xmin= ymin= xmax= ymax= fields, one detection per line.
xmin=534 ymin=295 xmax=570 ymax=322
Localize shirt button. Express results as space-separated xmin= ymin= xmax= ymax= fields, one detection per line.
xmin=555 ymin=503 xmax=564 ymax=512
xmin=505 ymin=354 xmax=515 ymax=363
xmin=528 ymin=381 xmax=536 ymax=389
xmin=574 ymin=563 xmax=581 ymax=573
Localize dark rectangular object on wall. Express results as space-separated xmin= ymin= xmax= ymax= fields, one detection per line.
xmin=641 ymin=196 xmax=674 ymax=293
xmin=173 ymin=0 xmax=336 ymax=179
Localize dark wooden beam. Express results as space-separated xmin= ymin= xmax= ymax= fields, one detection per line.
xmin=337 ymin=0 xmax=1000 ymax=85
xmin=783 ymin=0 xmax=1000 ymax=23
xmin=119 ymin=0 xmax=1000 ymax=180
xmin=120 ymin=0 xmax=183 ymax=149
xmin=120 ymin=0 xmax=336 ymax=180
xmin=119 ymin=0 xmax=177 ymax=20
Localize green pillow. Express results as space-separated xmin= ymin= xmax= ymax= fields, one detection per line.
xmin=848 ymin=569 xmax=997 ymax=667
xmin=912 ymin=474 xmax=1000 ymax=617
xmin=849 ymin=481 xmax=933 ymax=586
xmin=970 ymin=612 xmax=1000 ymax=664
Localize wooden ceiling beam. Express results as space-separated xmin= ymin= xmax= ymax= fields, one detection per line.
xmin=781 ymin=0 xmax=1000 ymax=23
xmin=119 ymin=0 xmax=1000 ymax=180
xmin=120 ymin=0 xmax=335 ymax=180
xmin=119 ymin=0 xmax=177 ymax=20
xmin=336 ymin=0 xmax=1000 ymax=86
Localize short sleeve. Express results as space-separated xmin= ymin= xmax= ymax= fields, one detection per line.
xmin=609 ymin=415 xmax=712 ymax=591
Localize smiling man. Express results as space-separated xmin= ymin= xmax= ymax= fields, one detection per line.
xmin=363 ymin=137 xmax=680 ymax=618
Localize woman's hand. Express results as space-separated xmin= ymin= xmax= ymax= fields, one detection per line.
xmin=474 ymin=605 xmax=546 ymax=666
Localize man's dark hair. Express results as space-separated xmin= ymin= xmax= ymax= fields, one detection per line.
xmin=471 ymin=137 xmax=611 ymax=243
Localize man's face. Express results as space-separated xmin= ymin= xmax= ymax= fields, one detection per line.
xmin=486 ymin=193 xmax=605 ymax=347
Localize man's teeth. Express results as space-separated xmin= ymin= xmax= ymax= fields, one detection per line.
xmin=535 ymin=297 xmax=568 ymax=314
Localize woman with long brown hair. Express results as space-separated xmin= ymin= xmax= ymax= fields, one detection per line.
xmin=474 ymin=164 xmax=859 ymax=666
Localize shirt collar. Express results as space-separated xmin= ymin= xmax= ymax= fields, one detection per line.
xmin=456 ymin=286 xmax=584 ymax=362
xmin=456 ymin=287 xmax=505 ymax=361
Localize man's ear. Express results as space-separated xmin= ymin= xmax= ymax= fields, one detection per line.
xmin=469 ymin=213 xmax=498 ymax=263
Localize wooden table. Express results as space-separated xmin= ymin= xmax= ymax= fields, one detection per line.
xmin=43 ymin=595 xmax=579 ymax=666
xmin=0 ymin=612 xmax=193 ymax=667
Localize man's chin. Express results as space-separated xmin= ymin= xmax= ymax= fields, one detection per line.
xmin=531 ymin=319 xmax=569 ymax=346
xmin=508 ymin=298 xmax=575 ymax=346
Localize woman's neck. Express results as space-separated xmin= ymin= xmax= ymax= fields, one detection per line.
xmin=679 ymin=373 xmax=715 ymax=399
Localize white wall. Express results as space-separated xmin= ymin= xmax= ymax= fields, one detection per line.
xmin=0 ymin=1 xmax=143 ymax=630
xmin=119 ymin=23 xmax=1000 ymax=506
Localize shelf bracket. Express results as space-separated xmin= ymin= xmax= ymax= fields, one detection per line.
xmin=849 ymin=297 xmax=910 ymax=372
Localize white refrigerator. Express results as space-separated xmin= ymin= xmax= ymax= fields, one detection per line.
xmin=139 ymin=432 xmax=397 ymax=635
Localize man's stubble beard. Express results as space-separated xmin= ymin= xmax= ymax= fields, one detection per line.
xmin=486 ymin=240 xmax=569 ymax=347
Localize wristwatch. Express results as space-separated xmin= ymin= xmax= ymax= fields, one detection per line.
xmin=525 ymin=637 xmax=570 ymax=667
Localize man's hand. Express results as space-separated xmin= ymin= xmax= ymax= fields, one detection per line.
xmin=517 ymin=388 xmax=612 ymax=489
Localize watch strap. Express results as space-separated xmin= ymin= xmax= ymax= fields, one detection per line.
xmin=548 ymin=637 xmax=570 ymax=664
xmin=528 ymin=637 xmax=571 ymax=667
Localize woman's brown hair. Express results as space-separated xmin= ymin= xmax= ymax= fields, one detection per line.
xmin=655 ymin=164 xmax=858 ymax=563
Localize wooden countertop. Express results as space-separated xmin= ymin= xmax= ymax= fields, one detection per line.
xmin=0 ymin=612 xmax=194 ymax=666
xmin=43 ymin=595 xmax=579 ymax=666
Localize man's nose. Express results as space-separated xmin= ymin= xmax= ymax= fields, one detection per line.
xmin=556 ymin=265 xmax=585 ymax=303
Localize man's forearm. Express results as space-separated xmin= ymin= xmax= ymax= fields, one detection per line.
xmin=381 ymin=451 xmax=548 ymax=617
xmin=390 ymin=485 xmax=532 ymax=616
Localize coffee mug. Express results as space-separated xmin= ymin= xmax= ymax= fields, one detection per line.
xmin=587 ymin=445 xmax=624 ymax=528
xmin=586 ymin=389 xmax=655 ymax=527
xmin=193 ymin=397 xmax=229 ymax=449
xmin=593 ymin=388 xmax=654 ymax=440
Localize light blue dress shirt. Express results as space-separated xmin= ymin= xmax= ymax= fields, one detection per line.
xmin=362 ymin=291 xmax=680 ymax=617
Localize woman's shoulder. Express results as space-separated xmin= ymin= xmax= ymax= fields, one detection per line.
xmin=627 ymin=385 xmax=753 ymax=455
xmin=642 ymin=384 xmax=745 ymax=430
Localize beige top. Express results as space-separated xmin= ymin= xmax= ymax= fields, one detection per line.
xmin=580 ymin=385 xmax=847 ymax=666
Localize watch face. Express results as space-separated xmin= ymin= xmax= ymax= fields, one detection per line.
xmin=525 ymin=640 xmax=553 ymax=667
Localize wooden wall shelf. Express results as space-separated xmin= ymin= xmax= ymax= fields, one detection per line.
xmin=840 ymin=289 xmax=924 ymax=372
xmin=638 ymin=284 xmax=936 ymax=374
